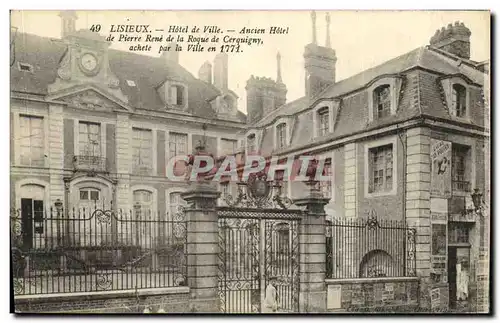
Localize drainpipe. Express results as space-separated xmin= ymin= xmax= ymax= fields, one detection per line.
xmin=398 ymin=129 xmax=407 ymax=275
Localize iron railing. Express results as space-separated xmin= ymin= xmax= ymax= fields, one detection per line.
xmin=452 ymin=180 xmax=471 ymax=192
xmin=73 ymin=155 xmax=107 ymax=173
xmin=10 ymin=206 xmax=186 ymax=296
xmin=326 ymin=215 xmax=416 ymax=279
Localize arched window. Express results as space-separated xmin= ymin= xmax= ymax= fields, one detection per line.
xmin=373 ymin=85 xmax=391 ymax=119
xmin=317 ymin=107 xmax=330 ymax=136
xmin=133 ymin=190 xmax=153 ymax=219
xmin=452 ymin=84 xmax=467 ymax=118
xmin=276 ymin=123 xmax=287 ymax=149
xmin=359 ymin=249 xmax=397 ymax=278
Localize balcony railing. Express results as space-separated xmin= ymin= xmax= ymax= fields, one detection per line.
xmin=452 ymin=180 xmax=471 ymax=192
xmin=73 ymin=155 xmax=107 ymax=173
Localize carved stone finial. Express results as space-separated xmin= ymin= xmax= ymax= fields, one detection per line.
xmin=276 ymin=51 xmax=282 ymax=83
xmin=325 ymin=13 xmax=331 ymax=48
xmin=311 ymin=11 xmax=317 ymax=45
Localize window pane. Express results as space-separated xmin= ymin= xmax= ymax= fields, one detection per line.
xmin=90 ymin=190 xmax=99 ymax=201
xmin=370 ymin=144 xmax=393 ymax=193
xmin=80 ymin=190 xmax=89 ymax=200
xmin=133 ymin=128 xmax=153 ymax=172
xmin=79 ymin=122 xmax=101 ymax=157
xmin=19 ymin=115 xmax=45 ymax=166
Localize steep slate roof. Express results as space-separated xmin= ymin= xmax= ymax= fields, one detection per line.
xmin=11 ymin=32 xmax=246 ymax=122
xmin=252 ymin=46 xmax=486 ymax=154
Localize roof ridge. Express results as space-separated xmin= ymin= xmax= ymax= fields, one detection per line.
xmin=312 ymin=46 xmax=426 ymax=101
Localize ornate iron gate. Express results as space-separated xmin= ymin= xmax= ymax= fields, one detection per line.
xmin=217 ymin=175 xmax=302 ymax=313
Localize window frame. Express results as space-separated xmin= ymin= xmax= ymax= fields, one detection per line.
xmin=78 ymin=121 xmax=102 ymax=157
xmin=364 ymin=136 xmax=398 ymax=198
xmin=373 ymin=84 xmax=391 ymax=119
xmin=220 ymin=138 xmax=238 ymax=157
xmin=275 ymin=122 xmax=288 ymax=150
xmin=132 ymin=127 xmax=154 ymax=174
xmin=452 ymin=83 xmax=467 ymax=118
xmin=451 ymin=144 xmax=471 ymax=193
xmin=168 ymin=131 xmax=188 ymax=159
xmin=318 ymin=107 xmax=330 ymax=137
xmin=18 ymin=114 xmax=45 ymax=167
xmin=79 ymin=187 xmax=101 ymax=201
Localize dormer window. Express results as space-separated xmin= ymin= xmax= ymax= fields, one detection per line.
xmin=18 ymin=62 xmax=33 ymax=73
xmin=452 ymin=84 xmax=467 ymax=118
xmin=276 ymin=123 xmax=287 ymax=149
xmin=374 ymin=85 xmax=391 ymax=119
xmin=318 ymin=107 xmax=330 ymax=136
xmin=159 ymin=80 xmax=188 ymax=109
xmin=367 ymin=78 xmax=402 ymax=123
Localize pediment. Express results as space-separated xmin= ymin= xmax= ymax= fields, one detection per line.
xmin=48 ymin=84 xmax=132 ymax=113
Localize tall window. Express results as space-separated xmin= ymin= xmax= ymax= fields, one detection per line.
xmin=132 ymin=128 xmax=153 ymax=173
xmin=247 ymin=134 xmax=256 ymax=153
xmin=318 ymin=107 xmax=330 ymax=136
xmin=134 ymin=190 xmax=153 ymax=218
xmin=452 ymin=84 xmax=467 ymax=118
xmin=320 ymin=159 xmax=332 ymax=198
xmin=374 ymin=85 xmax=391 ymax=119
xmin=276 ymin=123 xmax=287 ymax=149
xmin=452 ymin=144 xmax=470 ymax=192
xmin=19 ymin=115 xmax=44 ymax=166
xmin=369 ymin=144 xmax=393 ymax=193
xmin=79 ymin=122 xmax=101 ymax=157
xmin=169 ymin=132 xmax=188 ymax=157
xmin=133 ymin=190 xmax=153 ymax=247
xmin=220 ymin=139 xmax=238 ymax=156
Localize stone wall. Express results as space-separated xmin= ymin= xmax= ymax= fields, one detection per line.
xmin=14 ymin=287 xmax=191 ymax=313
xmin=326 ymin=277 xmax=419 ymax=312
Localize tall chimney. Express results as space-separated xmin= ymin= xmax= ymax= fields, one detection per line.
xmin=59 ymin=11 xmax=77 ymax=38
xmin=430 ymin=22 xmax=471 ymax=59
xmin=304 ymin=11 xmax=336 ymax=98
xmin=213 ymin=53 xmax=228 ymax=91
xmin=198 ymin=61 xmax=212 ymax=84
xmin=161 ymin=42 xmax=179 ymax=64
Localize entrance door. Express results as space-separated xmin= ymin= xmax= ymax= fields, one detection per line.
xmin=448 ymin=247 xmax=457 ymax=309
xmin=20 ymin=198 xmax=43 ymax=250
xmin=217 ymin=209 xmax=301 ymax=313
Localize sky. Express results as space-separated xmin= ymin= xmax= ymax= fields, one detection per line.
xmin=10 ymin=10 xmax=490 ymax=114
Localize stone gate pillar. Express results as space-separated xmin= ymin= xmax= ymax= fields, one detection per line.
xmin=182 ymin=181 xmax=221 ymax=313
xmin=294 ymin=179 xmax=329 ymax=313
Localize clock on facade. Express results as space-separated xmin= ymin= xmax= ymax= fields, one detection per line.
xmin=79 ymin=52 xmax=100 ymax=75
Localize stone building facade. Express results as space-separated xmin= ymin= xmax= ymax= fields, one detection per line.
xmin=10 ymin=12 xmax=246 ymax=243
xmin=238 ymin=13 xmax=490 ymax=311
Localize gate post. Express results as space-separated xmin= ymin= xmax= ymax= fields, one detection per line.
xmin=295 ymin=179 xmax=329 ymax=313
xmin=182 ymin=181 xmax=221 ymax=313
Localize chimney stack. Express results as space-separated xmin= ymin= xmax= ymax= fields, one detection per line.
xmin=430 ymin=21 xmax=471 ymax=59
xmin=59 ymin=11 xmax=77 ymax=38
xmin=213 ymin=53 xmax=228 ymax=91
xmin=304 ymin=11 xmax=337 ymax=98
xmin=198 ymin=61 xmax=212 ymax=84
xmin=161 ymin=42 xmax=179 ymax=64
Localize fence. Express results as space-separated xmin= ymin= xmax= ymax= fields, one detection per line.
xmin=326 ymin=215 xmax=416 ymax=279
xmin=10 ymin=206 xmax=187 ymax=296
